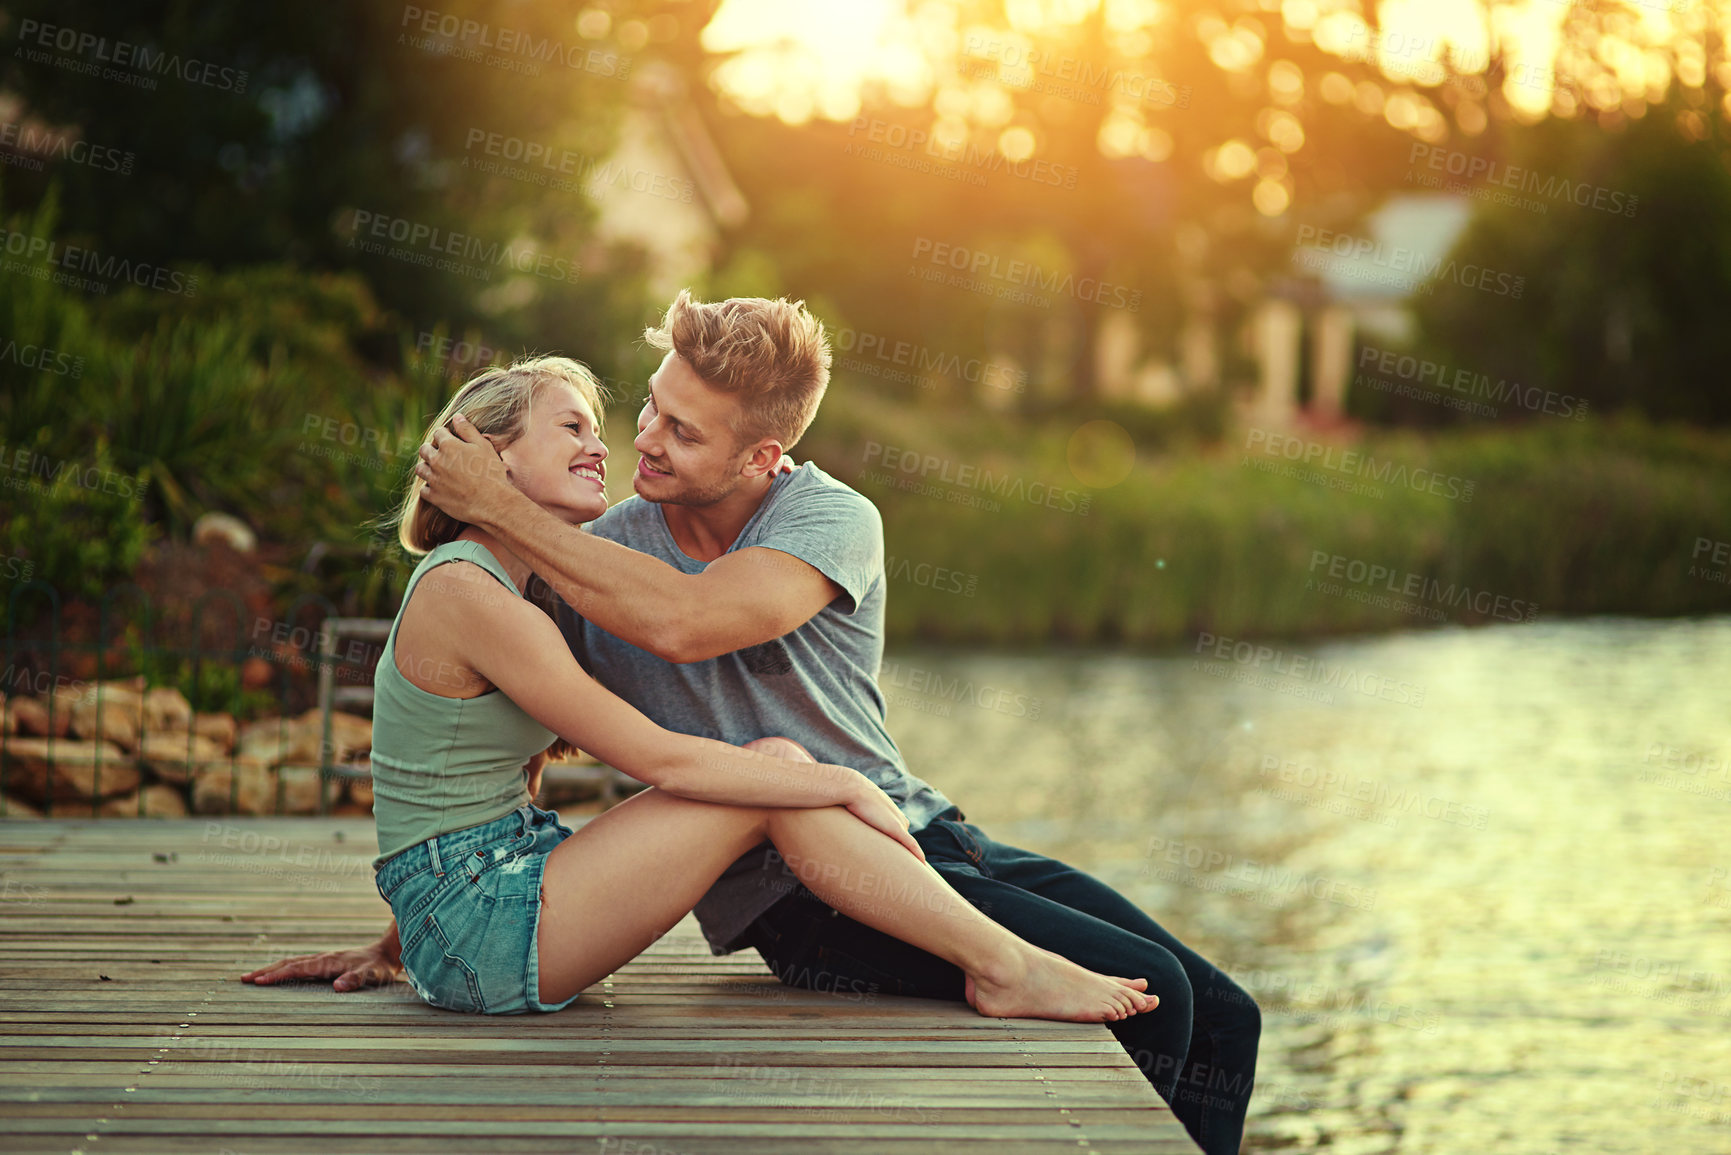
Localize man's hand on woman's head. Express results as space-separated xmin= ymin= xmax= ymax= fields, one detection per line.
xmin=414 ymin=412 xmax=512 ymax=524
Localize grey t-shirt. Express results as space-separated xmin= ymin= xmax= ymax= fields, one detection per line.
xmin=553 ymin=463 xmax=953 ymax=954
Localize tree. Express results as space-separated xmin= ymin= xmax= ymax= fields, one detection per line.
xmin=0 ymin=0 xmax=704 ymax=353
xmin=695 ymin=0 xmax=1731 ymax=413
xmin=1411 ymin=96 xmax=1731 ymax=425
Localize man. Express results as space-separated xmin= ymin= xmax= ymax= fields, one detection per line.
xmin=249 ymin=291 xmax=1259 ymax=1154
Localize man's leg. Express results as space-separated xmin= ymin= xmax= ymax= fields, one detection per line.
xmin=740 ymin=814 xmax=1256 ymax=1155
xmin=956 ymin=818 xmax=1261 ymax=1155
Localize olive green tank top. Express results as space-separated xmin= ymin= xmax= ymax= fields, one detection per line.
xmin=369 ymin=539 xmax=557 ymax=870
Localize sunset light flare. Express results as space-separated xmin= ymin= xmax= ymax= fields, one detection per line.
xmin=702 ymin=0 xmax=1730 ymax=212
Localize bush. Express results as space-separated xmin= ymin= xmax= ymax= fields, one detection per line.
xmin=1 ymin=438 xmax=156 ymax=606
xmin=804 ymin=400 xmax=1731 ymax=647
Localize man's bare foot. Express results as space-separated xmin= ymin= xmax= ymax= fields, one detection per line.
xmin=964 ymin=948 xmax=1159 ymax=1023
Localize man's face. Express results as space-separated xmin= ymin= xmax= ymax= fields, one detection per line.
xmin=632 ymin=351 xmax=764 ymax=506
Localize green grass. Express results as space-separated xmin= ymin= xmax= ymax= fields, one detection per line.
xmin=801 ymin=393 xmax=1731 ymax=646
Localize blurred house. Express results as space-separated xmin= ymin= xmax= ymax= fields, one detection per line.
xmin=588 ymin=61 xmax=749 ymax=298
xmin=1244 ymin=195 xmax=1474 ymax=425
xmin=1088 ymin=195 xmax=1474 ymax=426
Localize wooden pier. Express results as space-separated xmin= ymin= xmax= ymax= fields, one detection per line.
xmin=0 ymin=818 xmax=1197 ymax=1153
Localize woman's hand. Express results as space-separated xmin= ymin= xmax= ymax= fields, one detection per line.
xmin=742 ymin=736 xmax=814 ymax=762
xmin=241 ymin=941 xmax=400 ymax=992
xmin=845 ymin=781 xmax=926 ymax=863
xmin=523 ymin=749 xmax=549 ymax=800
xmin=742 ymin=737 xmax=923 ymax=862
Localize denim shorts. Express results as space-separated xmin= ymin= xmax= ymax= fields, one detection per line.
xmin=373 ymin=803 xmax=577 ymax=1014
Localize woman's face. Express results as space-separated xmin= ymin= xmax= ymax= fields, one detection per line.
xmin=494 ymin=380 xmax=609 ymax=524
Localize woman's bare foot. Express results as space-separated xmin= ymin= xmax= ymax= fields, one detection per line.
xmin=964 ymin=947 xmax=1159 ymax=1023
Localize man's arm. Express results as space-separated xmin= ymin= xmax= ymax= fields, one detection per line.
xmin=497 ymin=494 xmax=837 ymax=662
xmin=416 ymin=417 xmax=840 ymax=662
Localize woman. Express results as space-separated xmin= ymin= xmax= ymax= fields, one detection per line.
xmin=245 ymin=356 xmax=1157 ymax=1022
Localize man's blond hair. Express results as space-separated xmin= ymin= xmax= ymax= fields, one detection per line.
xmin=644 ymin=290 xmax=830 ymax=450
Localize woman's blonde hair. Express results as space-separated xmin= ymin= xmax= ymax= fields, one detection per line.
xmin=393 ymin=355 xmax=608 ymax=556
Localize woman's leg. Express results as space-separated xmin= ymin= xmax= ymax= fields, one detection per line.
xmin=754 ymin=805 xmax=1157 ymax=1022
xmin=534 ymin=789 xmax=1158 ymax=1022
xmin=534 ymin=787 xmax=772 ymax=1003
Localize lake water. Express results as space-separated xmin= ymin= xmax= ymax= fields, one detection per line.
xmin=885 ymin=616 xmax=1731 ymax=1155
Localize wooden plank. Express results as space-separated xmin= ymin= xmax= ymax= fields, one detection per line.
xmin=0 ymin=1026 xmax=1116 ymax=1045
xmin=0 ymin=1079 xmax=1153 ymax=1105
xmin=0 ymin=1062 xmax=1157 ymax=1086
xmin=0 ymin=1118 xmax=1174 ymax=1140
xmin=0 ymin=818 xmax=1197 ymax=1153
xmin=1 ymin=1034 xmax=1129 ymax=1053
xmin=5 ymin=1102 xmax=1165 ymax=1126
xmin=0 ymin=1018 xmax=1105 ymax=1035
xmin=1 ymin=1138 xmax=1198 ymax=1155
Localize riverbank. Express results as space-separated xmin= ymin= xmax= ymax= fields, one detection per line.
xmin=799 ymin=398 xmax=1731 ymax=645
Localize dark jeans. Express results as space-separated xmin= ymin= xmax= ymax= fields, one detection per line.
xmin=739 ymin=808 xmax=1260 ymax=1155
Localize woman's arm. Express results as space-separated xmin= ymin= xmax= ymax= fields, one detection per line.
xmin=452 ymin=574 xmax=872 ymax=811
xmin=469 ymin=576 xmax=919 ymax=854
xmin=418 ymin=423 xmax=825 ymax=662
